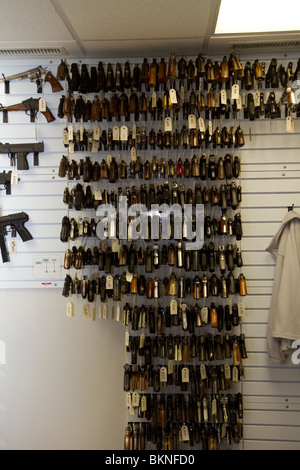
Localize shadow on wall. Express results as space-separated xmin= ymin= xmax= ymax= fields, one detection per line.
xmin=0 ymin=341 xmax=6 ymax=450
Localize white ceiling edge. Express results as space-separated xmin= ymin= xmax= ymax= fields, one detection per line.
xmin=0 ymin=41 xmax=84 ymax=59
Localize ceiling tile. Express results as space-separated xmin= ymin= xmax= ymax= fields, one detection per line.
xmin=57 ymin=0 xmax=211 ymax=41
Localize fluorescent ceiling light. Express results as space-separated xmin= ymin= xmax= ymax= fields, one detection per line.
xmin=215 ymin=0 xmax=300 ymax=34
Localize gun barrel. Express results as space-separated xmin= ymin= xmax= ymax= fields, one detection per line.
xmin=0 ymin=66 xmax=44 ymax=83
xmin=0 ymin=141 xmax=44 ymax=154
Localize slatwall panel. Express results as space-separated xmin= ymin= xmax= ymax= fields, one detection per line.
xmin=0 ymin=53 xmax=300 ymax=450
xmin=237 ymin=53 xmax=300 ymax=449
xmin=0 ymin=59 xmax=67 ymax=288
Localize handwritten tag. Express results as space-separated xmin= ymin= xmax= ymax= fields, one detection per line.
xmin=164 ymin=117 xmax=172 ymax=132
xmin=38 ymin=98 xmax=46 ymax=112
xmin=231 ymin=84 xmax=240 ymax=100
xmin=169 ymin=88 xmax=177 ymax=104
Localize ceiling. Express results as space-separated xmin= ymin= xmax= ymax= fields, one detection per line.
xmin=0 ymin=0 xmax=299 ymax=59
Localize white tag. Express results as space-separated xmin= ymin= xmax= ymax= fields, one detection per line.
xmin=68 ymin=125 xmax=74 ymax=141
xmin=164 ymin=117 xmax=172 ymax=132
xmin=286 ymin=116 xmax=295 ymax=133
xmin=66 ymin=301 xmax=74 ymax=317
xmin=131 ymin=147 xmax=137 ymax=161
xmin=10 ymin=240 xmax=17 ymax=254
xmin=80 ymin=126 xmax=84 ymax=141
xmin=188 ymin=114 xmax=196 ymax=129
xmin=113 ymin=126 xmax=120 ymax=141
xmin=91 ymin=141 xmax=99 ymax=153
xmin=132 ymin=124 xmax=136 ymax=139
xmin=126 ymin=392 xmax=131 ymax=408
xmin=94 ymin=189 xmax=102 ymax=201
xmin=107 ymin=154 xmax=112 ymax=166
xmin=139 ymin=333 xmax=145 ymax=348
xmin=83 ymin=304 xmax=90 ymax=318
xmin=11 ymin=170 xmax=19 ymax=185
xmin=39 ymin=98 xmax=46 ymax=112
xmin=254 ymin=91 xmax=260 ymax=107
xmin=198 ymin=117 xmax=206 ymax=132
xmin=151 ymin=92 xmax=157 ymax=108
xmin=62 ymin=129 xmax=69 ymax=145
xmin=180 ymin=86 xmax=185 ymax=102
xmin=111 ymin=239 xmax=119 ymax=252
xmin=181 ymin=425 xmax=189 ymax=442
xmin=200 ymin=364 xmax=207 ymax=380
xmin=170 ymin=299 xmax=177 ymax=315
xmin=132 ymin=392 xmax=139 ymax=407
xmin=103 ymin=304 xmax=108 ymax=319
xmin=125 ymin=331 xmax=129 ymax=347
xmin=116 ymin=305 xmax=120 ymax=322
xmin=68 ymin=142 xmax=74 ymax=154
xmin=208 ymin=120 xmax=213 ymax=136
xmin=224 ymin=364 xmax=231 ymax=380
xmin=232 ymin=366 xmax=238 ymax=382
xmin=231 ymin=84 xmax=240 ymax=100
xmin=168 ymin=360 xmax=174 ymax=375
xmin=141 ymin=395 xmax=147 ymax=412
xmin=126 ymin=271 xmax=133 ymax=282
xmin=212 ymin=398 xmax=217 ymax=416
xmin=160 ymin=366 xmax=167 ymax=383
xmin=93 ymin=126 xmax=101 ymax=141
xmin=181 ymin=367 xmax=189 ymax=382
xmin=236 ymin=95 xmax=242 ymax=110
xmin=238 ymin=302 xmax=246 ymax=316
xmin=120 ymin=125 xmax=128 ymax=141
xmin=220 ymin=89 xmax=227 ymax=105
xmin=169 ymin=88 xmax=177 ymax=104
xmin=106 ymin=275 xmax=113 ymax=290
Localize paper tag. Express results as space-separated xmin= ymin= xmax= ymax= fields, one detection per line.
xmin=170 ymin=299 xmax=177 ymax=315
xmin=188 ymin=114 xmax=196 ymax=129
xmin=126 ymin=271 xmax=133 ymax=282
xmin=220 ymin=89 xmax=227 ymax=105
xmin=94 ymin=189 xmax=102 ymax=201
xmin=181 ymin=367 xmax=189 ymax=383
xmin=224 ymin=364 xmax=231 ymax=379
xmin=11 ymin=170 xmax=19 ymax=185
xmin=93 ymin=126 xmax=101 ymax=141
xmin=126 ymin=392 xmax=131 ymax=407
xmin=212 ymin=398 xmax=217 ymax=416
xmin=180 ymin=86 xmax=185 ymax=102
xmin=39 ymin=98 xmax=46 ymax=112
xmin=113 ymin=126 xmax=120 ymax=141
xmin=141 ymin=395 xmax=147 ymax=412
xmin=181 ymin=425 xmax=189 ymax=442
xmin=68 ymin=125 xmax=74 ymax=141
xmin=125 ymin=331 xmax=129 ymax=347
xmin=62 ymin=129 xmax=69 ymax=145
xmin=168 ymin=360 xmax=174 ymax=375
xmin=111 ymin=239 xmax=119 ymax=252
xmin=236 ymin=95 xmax=242 ymax=110
xmin=208 ymin=120 xmax=213 ymax=136
xmin=139 ymin=333 xmax=145 ymax=348
xmin=83 ymin=304 xmax=90 ymax=318
xmin=132 ymin=124 xmax=137 ymax=139
xmin=66 ymin=301 xmax=74 ymax=317
xmin=103 ymin=304 xmax=108 ymax=319
xmin=80 ymin=126 xmax=84 ymax=141
xmin=160 ymin=366 xmax=167 ymax=383
xmin=198 ymin=117 xmax=206 ymax=132
xmin=107 ymin=154 xmax=112 ymax=166
xmin=164 ymin=117 xmax=172 ymax=132
xmin=131 ymin=147 xmax=137 ymax=161
xmin=120 ymin=125 xmax=128 ymax=141
xmin=68 ymin=142 xmax=74 ymax=154
xmin=232 ymin=366 xmax=238 ymax=382
xmin=106 ymin=275 xmax=113 ymax=290
xmin=254 ymin=91 xmax=260 ymax=107
xmin=200 ymin=364 xmax=207 ymax=380
xmin=116 ymin=305 xmax=120 ymax=322
xmin=152 ymin=92 xmax=157 ymax=108
xmin=132 ymin=392 xmax=140 ymax=407
xmin=91 ymin=141 xmax=99 ymax=153
xmin=286 ymin=116 xmax=295 ymax=133
xmin=231 ymin=84 xmax=240 ymax=100
xmin=169 ymin=88 xmax=177 ymax=104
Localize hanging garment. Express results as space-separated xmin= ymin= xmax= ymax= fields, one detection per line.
xmin=266 ymin=210 xmax=300 ymax=363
